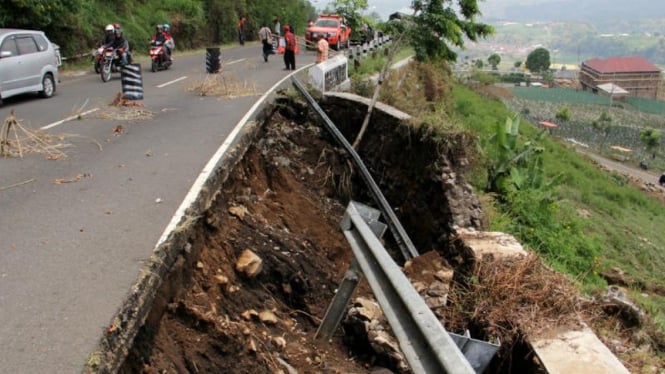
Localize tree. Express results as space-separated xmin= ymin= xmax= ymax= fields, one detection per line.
xmin=409 ymin=0 xmax=494 ymax=62
xmin=526 ymin=47 xmax=551 ymax=72
xmin=474 ymin=59 xmax=484 ymax=69
xmin=640 ymin=127 xmax=661 ymax=159
xmin=514 ymin=61 xmax=522 ymax=69
xmin=488 ymin=53 xmax=501 ymax=70
xmin=352 ymin=0 xmax=492 ymax=148
xmin=332 ymin=0 xmax=368 ymax=37
xmin=0 ymin=0 xmax=83 ymax=28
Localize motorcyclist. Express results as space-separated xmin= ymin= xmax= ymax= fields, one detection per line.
xmin=110 ymin=26 xmax=131 ymax=65
xmin=163 ymin=23 xmax=175 ymax=62
xmin=152 ymin=24 xmax=166 ymax=44
xmin=98 ymin=24 xmax=115 ymax=47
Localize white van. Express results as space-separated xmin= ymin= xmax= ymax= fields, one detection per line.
xmin=0 ymin=29 xmax=61 ymax=105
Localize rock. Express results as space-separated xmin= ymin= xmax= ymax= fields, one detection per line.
xmin=452 ymin=228 xmax=526 ymax=263
xmin=235 ymin=249 xmax=263 ymax=278
xmin=229 ymin=205 xmax=249 ymax=219
xmin=434 ymin=269 xmax=453 ymax=283
xmin=349 ymin=297 xmax=382 ymax=321
xmin=273 ymin=336 xmax=287 ymax=350
xmin=259 ymin=310 xmax=279 ymax=325
xmin=247 ymin=338 xmax=257 ymax=353
xmin=412 ymin=281 xmax=426 ymax=293
xmin=214 ymin=274 xmax=229 ymax=285
xmin=242 ymin=309 xmax=259 ymax=320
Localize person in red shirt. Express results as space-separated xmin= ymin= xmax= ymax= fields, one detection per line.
xmin=238 ymin=17 xmax=246 ymax=45
xmin=283 ymin=25 xmax=296 ymax=70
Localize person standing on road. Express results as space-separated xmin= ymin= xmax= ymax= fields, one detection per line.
xmin=237 ymin=17 xmax=246 ymax=45
xmin=316 ymin=34 xmax=329 ymax=64
xmin=283 ymin=25 xmax=296 ymax=70
xmin=274 ymin=17 xmax=281 ymax=40
xmin=258 ymin=22 xmax=273 ymax=62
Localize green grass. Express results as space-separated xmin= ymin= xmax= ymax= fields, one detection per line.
xmin=348 ymin=46 xmax=415 ymax=77
xmin=453 ymin=84 xmax=665 ymax=330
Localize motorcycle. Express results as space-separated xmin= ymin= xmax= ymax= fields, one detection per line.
xmin=93 ymin=46 xmax=104 ymax=74
xmin=100 ymin=47 xmax=126 ymax=82
xmin=149 ymin=40 xmax=172 ymax=72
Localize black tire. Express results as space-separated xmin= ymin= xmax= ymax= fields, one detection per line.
xmin=94 ymin=60 xmax=101 ymax=74
xmin=101 ymin=64 xmax=112 ymax=82
xmin=39 ymin=74 xmax=55 ymax=98
xmin=151 ymin=60 xmax=158 ymax=72
xmin=335 ymin=40 xmax=340 ymax=51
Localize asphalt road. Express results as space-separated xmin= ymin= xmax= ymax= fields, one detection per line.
xmin=576 ymin=148 xmax=661 ymax=186
xmin=0 ymin=44 xmax=317 ymax=373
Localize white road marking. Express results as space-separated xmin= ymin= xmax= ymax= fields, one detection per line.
xmin=40 ymin=108 xmax=100 ymax=130
xmin=156 ymin=76 xmax=188 ymax=88
xmin=225 ymin=58 xmax=246 ymax=65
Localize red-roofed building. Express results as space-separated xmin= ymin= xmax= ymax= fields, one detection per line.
xmin=579 ymin=56 xmax=661 ymax=99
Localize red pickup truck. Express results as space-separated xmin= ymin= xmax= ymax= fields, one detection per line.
xmin=305 ymin=14 xmax=351 ymax=51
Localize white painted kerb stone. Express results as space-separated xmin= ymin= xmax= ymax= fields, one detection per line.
xmin=308 ymin=54 xmax=349 ymax=92
xmin=532 ymin=327 xmax=630 ymax=374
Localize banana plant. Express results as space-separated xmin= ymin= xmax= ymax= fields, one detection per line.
xmin=487 ymin=114 xmax=558 ymax=198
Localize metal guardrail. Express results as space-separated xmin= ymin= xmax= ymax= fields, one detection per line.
xmin=291 ymin=77 xmax=419 ymax=260
xmin=319 ymin=201 xmax=478 ymax=373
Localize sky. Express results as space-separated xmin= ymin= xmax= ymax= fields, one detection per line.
xmin=314 ymin=0 xmax=497 ymax=22
xmin=313 ymin=0 xmax=412 ymax=20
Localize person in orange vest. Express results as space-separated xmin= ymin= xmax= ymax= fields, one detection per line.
xmin=316 ymin=34 xmax=328 ymax=64
xmin=283 ymin=25 xmax=296 ymax=70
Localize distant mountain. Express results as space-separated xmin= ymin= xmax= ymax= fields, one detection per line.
xmin=480 ymin=0 xmax=665 ymax=23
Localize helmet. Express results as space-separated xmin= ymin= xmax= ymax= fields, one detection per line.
xmin=105 ymin=24 xmax=114 ymax=32
xmin=113 ymin=23 xmax=121 ymax=31
xmin=156 ymin=24 xmax=164 ymax=31
xmin=163 ymin=23 xmax=170 ymax=32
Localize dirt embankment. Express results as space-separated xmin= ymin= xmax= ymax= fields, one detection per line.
xmin=118 ymin=90 xmax=665 ymax=373
xmin=118 ymin=91 xmax=485 ymax=373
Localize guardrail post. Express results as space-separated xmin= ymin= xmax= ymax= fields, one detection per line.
xmin=316 ymin=203 xmax=386 ymax=341
xmin=339 ymin=201 xmax=475 ymax=374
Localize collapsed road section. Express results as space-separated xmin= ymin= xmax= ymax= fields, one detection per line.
xmin=85 ymin=77 xmax=632 ymax=373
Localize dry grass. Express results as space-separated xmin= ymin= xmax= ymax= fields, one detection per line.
xmin=93 ymin=93 xmax=153 ymax=121
xmin=188 ymin=69 xmax=258 ymax=98
xmin=445 ymin=253 xmax=586 ymax=342
xmin=0 ymin=110 xmax=99 ymax=159
xmin=442 ymin=252 xmax=665 ymax=370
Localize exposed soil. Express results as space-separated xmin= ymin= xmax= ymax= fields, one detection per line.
xmin=118 ymin=88 xmax=665 ymax=373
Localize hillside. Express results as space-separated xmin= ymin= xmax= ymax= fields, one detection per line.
xmin=0 ymin=0 xmax=317 ymax=57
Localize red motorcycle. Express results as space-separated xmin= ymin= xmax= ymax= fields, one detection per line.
xmin=149 ymin=40 xmax=172 ymax=72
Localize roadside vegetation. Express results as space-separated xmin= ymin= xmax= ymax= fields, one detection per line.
xmin=349 ymin=41 xmax=665 ymax=366
xmin=0 ymin=0 xmax=318 ymax=59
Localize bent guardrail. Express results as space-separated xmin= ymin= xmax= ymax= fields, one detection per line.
xmin=319 ymin=201 xmax=479 ymax=373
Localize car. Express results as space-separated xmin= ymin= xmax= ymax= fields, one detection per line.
xmin=305 ymin=15 xmax=351 ymax=51
xmin=0 ymin=28 xmax=61 ymax=105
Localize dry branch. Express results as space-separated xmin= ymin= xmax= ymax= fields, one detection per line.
xmin=1 ymin=111 xmax=67 ymax=159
